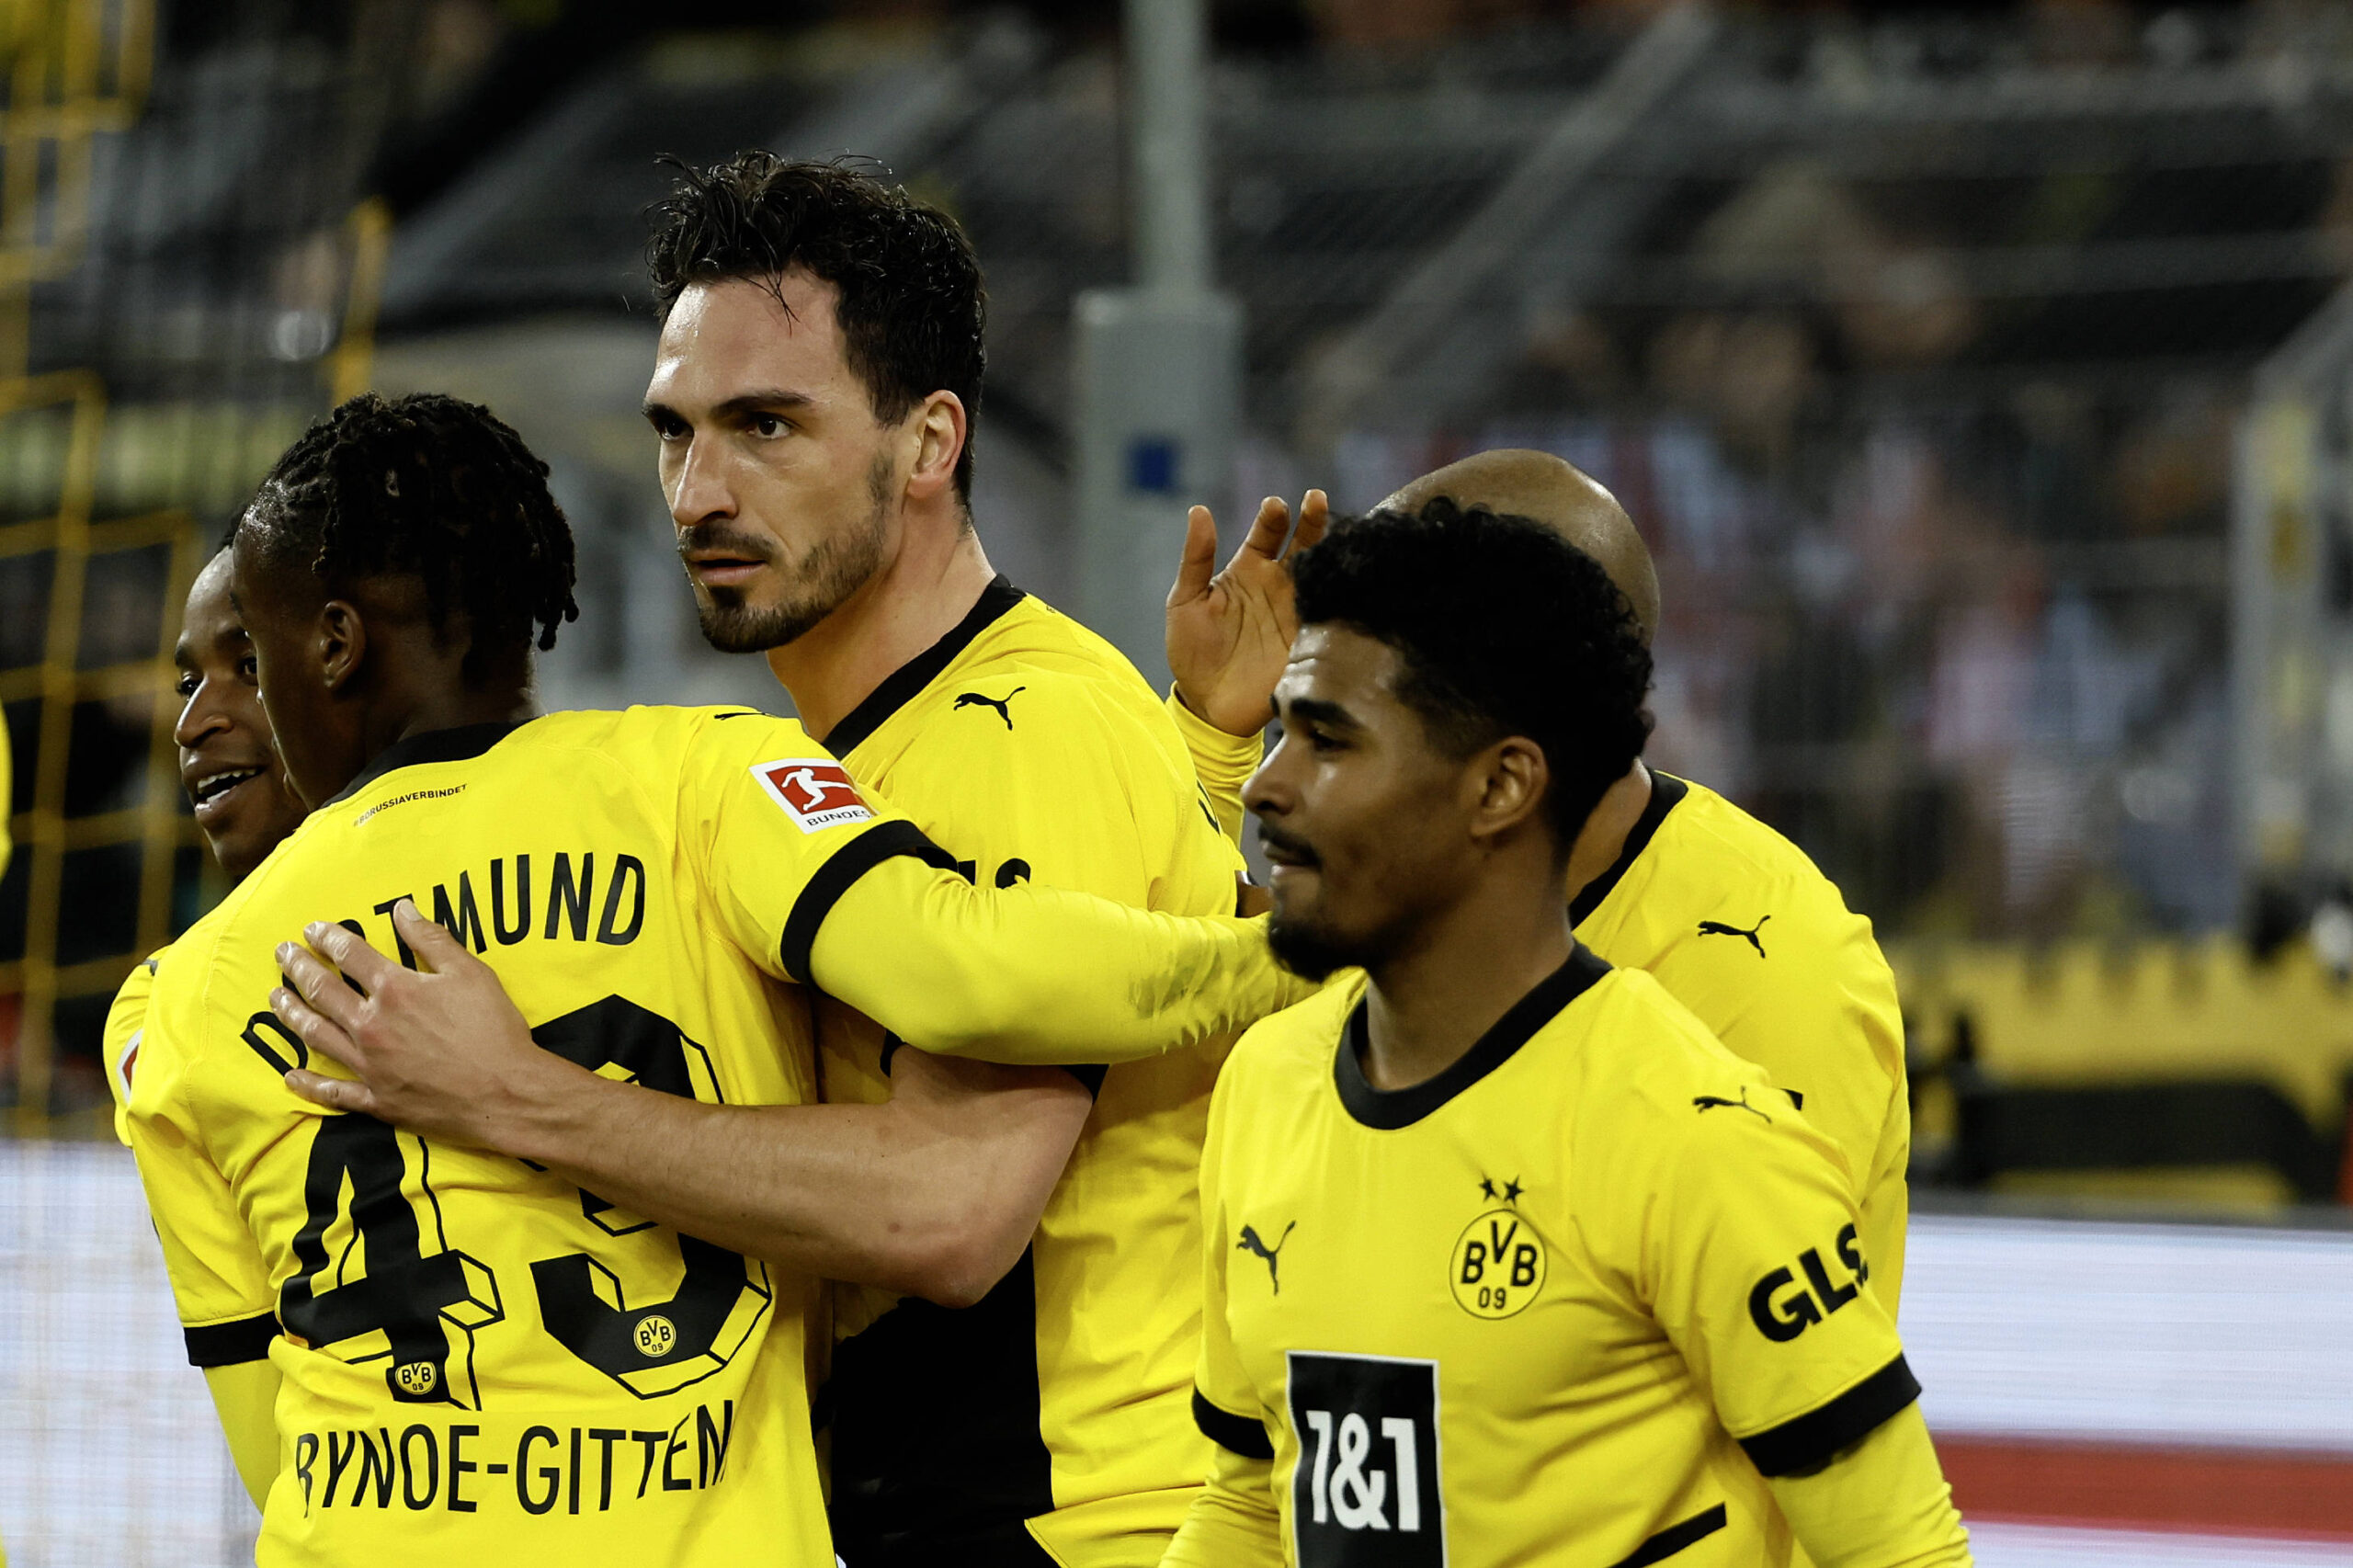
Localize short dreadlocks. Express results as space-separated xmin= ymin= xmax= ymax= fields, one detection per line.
xmin=240 ymin=392 xmax=578 ymax=679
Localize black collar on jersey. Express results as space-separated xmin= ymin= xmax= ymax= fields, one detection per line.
xmin=1335 ymin=944 xmax=1612 ymax=1130
xmin=1567 ymin=769 xmax=1690 ymax=926
xmin=323 ymin=719 xmax=531 ymax=807
xmin=819 ymin=574 xmax=1029 ymax=757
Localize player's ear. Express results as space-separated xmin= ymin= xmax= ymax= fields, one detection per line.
xmin=316 ymin=599 xmax=367 ymax=694
xmin=1467 ymin=736 xmax=1549 ymax=846
xmin=904 ymin=391 xmax=966 ymax=504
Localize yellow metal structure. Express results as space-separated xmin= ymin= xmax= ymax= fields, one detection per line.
xmin=3 ymin=0 xmax=157 ymax=1130
xmin=1895 ymin=937 xmax=2353 ymax=1208
xmin=0 ymin=0 xmax=385 ymax=1128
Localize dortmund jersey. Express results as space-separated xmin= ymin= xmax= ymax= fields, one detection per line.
xmin=121 ymin=706 xmax=1300 ymax=1568
xmin=1571 ymin=773 xmax=1911 ymax=1311
xmin=1177 ymin=720 xmax=1910 ymax=1312
xmin=815 ymin=578 xmax=1244 ymax=1567
xmin=1184 ymin=950 xmax=1925 ymax=1568
xmin=104 ymin=948 xmax=164 ymax=1146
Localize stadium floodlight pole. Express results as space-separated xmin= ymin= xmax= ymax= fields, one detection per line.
xmin=1127 ymin=0 xmax=1212 ymax=295
xmin=1072 ymin=0 xmax=1243 ymax=689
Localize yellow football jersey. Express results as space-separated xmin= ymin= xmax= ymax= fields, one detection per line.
xmin=1176 ymin=718 xmax=1910 ymax=1312
xmin=815 ymin=579 xmax=1243 ymax=1567
xmin=104 ymin=947 xmax=163 ymax=1146
xmin=1571 ymin=773 xmax=1911 ymax=1311
xmin=122 ymin=705 xmax=1299 ymax=1568
xmin=1184 ymin=951 xmax=1923 ymax=1568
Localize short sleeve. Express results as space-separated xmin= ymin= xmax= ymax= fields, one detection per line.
xmin=101 ymin=950 xmax=164 ymax=1148
xmin=124 ymin=984 xmax=278 ymax=1367
xmin=1641 ymin=876 xmax=1910 ymax=1314
xmin=1616 ymin=1076 xmax=1916 ymax=1477
xmin=1190 ymin=1069 xmax=1272 ymax=1460
xmin=675 ymin=713 xmax=950 ymax=983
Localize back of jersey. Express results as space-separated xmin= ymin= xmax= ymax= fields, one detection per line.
xmin=126 ymin=708 xmax=863 ymax=1568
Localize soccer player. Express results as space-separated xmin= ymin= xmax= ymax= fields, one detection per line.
xmin=271 ymin=155 xmax=1263 ymax=1568
xmin=1166 ymin=501 xmax=1968 ymax=1566
xmin=123 ymin=392 xmax=1298 ymax=1565
xmin=1168 ymin=451 xmax=1912 ymax=1309
xmin=103 ymin=548 xmax=312 ymax=1145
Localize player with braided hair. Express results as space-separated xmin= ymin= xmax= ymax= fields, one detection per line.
xmin=244 ymin=391 xmax=577 ymax=688
xmin=120 ymin=393 xmax=1306 ymax=1564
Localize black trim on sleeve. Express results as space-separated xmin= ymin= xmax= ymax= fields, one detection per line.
xmin=1336 ymin=945 xmax=1611 ymax=1131
xmin=778 ymin=819 xmax=959 ymax=984
xmin=184 ymin=1312 xmax=278 ymax=1368
xmin=1192 ymin=1389 xmax=1274 ymax=1460
xmin=1609 ymin=1505 xmax=1727 ymax=1568
xmin=322 ymin=719 xmax=531 ymax=807
xmin=820 ymin=575 xmax=1029 ymax=756
xmin=1739 ymin=1354 xmax=1922 ymax=1478
xmin=1568 ymin=770 xmax=1689 ymax=926
xmin=880 ymin=1033 xmax=1105 ymax=1097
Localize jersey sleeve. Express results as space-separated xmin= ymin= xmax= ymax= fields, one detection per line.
xmin=125 ymin=969 xmax=280 ymax=1369
xmin=1766 ymin=1403 xmax=1971 ymax=1566
xmin=678 ymin=711 xmax=957 ymax=980
xmin=101 ymin=949 xmax=164 ymax=1148
xmin=803 ymin=858 xmax=1312 ymax=1064
xmin=677 ymin=709 xmax=1315 ymax=1064
xmin=1165 ymin=689 xmax=1263 ymax=848
xmin=1641 ymin=875 xmax=1912 ymax=1313
xmin=856 ymin=672 xmax=1245 ymax=1085
xmin=1593 ymin=1041 xmax=1917 ymax=1479
xmin=1169 ymin=1062 xmax=1285 ymax=1568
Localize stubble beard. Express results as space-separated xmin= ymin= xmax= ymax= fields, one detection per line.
xmin=1266 ymin=903 xmax=1389 ymax=982
xmin=693 ymin=452 xmax=893 ymax=653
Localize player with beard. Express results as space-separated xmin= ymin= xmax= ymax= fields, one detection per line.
xmin=1166 ymin=500 xmax=1968 ymax=1567
xmin=263 ymin=156 xmax=1266 ymax=1567
xmin=1166 ymin=450 xmax=1910 ymax=1315
xmin=124 ymin=392 xmax=1302 ymax=1562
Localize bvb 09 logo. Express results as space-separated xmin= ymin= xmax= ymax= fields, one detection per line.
xmin=633 ymin=1313 xmax=676 ymax=1358
xmin=393 ymin=1361 xmax=438 ymax=1396
xmin=1450 ymin=1210 xmax=1545 ymax=1319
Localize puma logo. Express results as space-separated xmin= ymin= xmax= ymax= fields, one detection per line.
xmin=1693 ymin=1086 xmax=1773 ymax=1124
xmin=1698 ymin=915 xmax=1769 ymax=957
xmin=1237 ymin=1221 xmax=1295 ymax=1293
xmin=953 ymin=687 xmax=1026 ymax=729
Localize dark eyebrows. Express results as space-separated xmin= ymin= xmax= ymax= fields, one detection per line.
xmin=642 ymin=390 xmax=817 ymax=426
xmin=1283 ymin=696 xmax=1361 ymax=733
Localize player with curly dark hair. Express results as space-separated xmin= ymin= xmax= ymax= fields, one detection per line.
xmin=642 ymin=153 xmax=987 ymax=656
xmin=1167 ymin=497 xmax=1970 ymax=1568
xmin=123 ymin=386 xmax=1310 ymax=1564
xmin=248 ymin=158 xmax=1288 ymax=1567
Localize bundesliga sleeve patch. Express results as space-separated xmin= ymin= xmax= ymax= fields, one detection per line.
xmin=750 ymin=757 xmax=876 ymax=835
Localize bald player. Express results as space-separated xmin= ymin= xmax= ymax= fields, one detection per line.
xmin=1165 ymin=451 xmax=1912 ymax=1312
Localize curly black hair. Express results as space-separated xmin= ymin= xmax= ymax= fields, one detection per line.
xmin=1290 ymin=496 xmax=1654 ymax=847
xmin=240 ymin=392 xmax=578 ymax=680
xmin=646 ymin=153 xmax=987 ymax=501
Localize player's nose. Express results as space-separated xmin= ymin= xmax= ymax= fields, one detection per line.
xmin=667 ymin=435 xmax=737 ymax=526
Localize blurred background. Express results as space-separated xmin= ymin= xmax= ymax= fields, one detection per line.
xmin=6 ymin=0 xmax=2353 ymax=1562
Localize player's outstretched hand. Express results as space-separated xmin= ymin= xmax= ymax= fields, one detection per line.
xmin=1165 ymin=488 xmax=1328 ymax=738
xmin=272 ymin=898 xmax=566 ymax=1151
